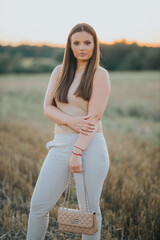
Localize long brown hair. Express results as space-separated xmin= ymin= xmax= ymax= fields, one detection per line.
xmin=53 ymin=23 xmax=100 ymax=103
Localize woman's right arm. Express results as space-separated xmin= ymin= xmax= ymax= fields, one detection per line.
xmin=43 ymin=65 xmax=96 ymax=135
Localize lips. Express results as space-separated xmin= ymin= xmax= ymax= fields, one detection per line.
xmin=79 ymin=53 xmax=87 ymax=56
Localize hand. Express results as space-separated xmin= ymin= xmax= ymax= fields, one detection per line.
xmin=67 ymin=114 xmax=96 ymax=135
xmin=69 ymin=154 xmax=83 ymax=173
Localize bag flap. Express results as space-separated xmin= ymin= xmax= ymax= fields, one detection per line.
xmin=58 ymin=208 xmax=96 ymax=228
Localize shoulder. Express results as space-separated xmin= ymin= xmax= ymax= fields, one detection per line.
xmin=95 ymin=65 xmax=110 ymax=78
xmin=49 ymin=64 xmax=63 ymax=82
xmin=52 ymin=64 xmax=63 ymax=75
xmin=93 ymin=66 xmax=111 ymax=89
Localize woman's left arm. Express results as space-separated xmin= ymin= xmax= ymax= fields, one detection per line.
xmin=73 ymin=68 xmax=111 ymax=152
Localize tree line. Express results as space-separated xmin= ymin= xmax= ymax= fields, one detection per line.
xmin=0 ymin=40 xmax=159 ymax=73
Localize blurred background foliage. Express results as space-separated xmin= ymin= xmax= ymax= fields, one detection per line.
xmin=0 ymin=40 xmax=160 ymax=74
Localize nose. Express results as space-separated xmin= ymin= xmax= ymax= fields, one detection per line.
xmin=79 ymin=44 xmax=85 ymax=50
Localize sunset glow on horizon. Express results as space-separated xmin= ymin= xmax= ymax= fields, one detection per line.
xmin=0 ymin=38 xmax=159 ymax=48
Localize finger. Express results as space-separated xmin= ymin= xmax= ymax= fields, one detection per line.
xmin=79 ymin=129 xmax=89 ymax=135
xmin=74 ymin=169 xmax=81 ymax=173
xmin=75 ymin=165 xmax=82 ymax=172
xmin=89 ymin=122 xmax=96 ymax=126
xmin=84 ymin=114 xmax=91 ymax=118
xmin=82 ymin=128 xmax=95 ymax=133
xmin=83 ymin=119 xmax=96 ymax=126
xmin=73 ymin=169 xmax=80 ymax=173
xmin=84 ymin=125 xmax=96 ymax=130
xmin=82 ymin=124 xmax=96 ymax=131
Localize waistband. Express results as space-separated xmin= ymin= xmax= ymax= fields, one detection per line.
xmin=46 ymin=132 xmax=105 ymax=151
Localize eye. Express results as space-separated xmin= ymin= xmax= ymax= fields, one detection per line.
xmin=85 ymin=41 xmax=91 ymax=45
xmin=73 ymin=42 xmax=79 ymax=45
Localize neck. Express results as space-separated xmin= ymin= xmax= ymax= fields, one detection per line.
xmin=76 ymin=60 xmax=88 ymax=73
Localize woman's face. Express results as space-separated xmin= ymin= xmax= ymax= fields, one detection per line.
xmin=70 ymin=31 xmax=94 ymax=61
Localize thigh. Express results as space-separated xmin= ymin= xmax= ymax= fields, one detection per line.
xmin=30 ymin=144 xmax=71 ymax=211
xmin=74 ymin=133 xmax=110 ymax=210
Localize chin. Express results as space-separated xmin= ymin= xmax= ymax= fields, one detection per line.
xmin=77 ymin=56 xmax=90 ymax=61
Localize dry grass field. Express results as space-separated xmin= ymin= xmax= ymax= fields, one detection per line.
xmin=0 ymin=71 xmax=160 ymax=239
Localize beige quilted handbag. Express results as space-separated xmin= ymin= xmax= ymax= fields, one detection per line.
xmin=57 ymin=170 xmax=98 ymax=235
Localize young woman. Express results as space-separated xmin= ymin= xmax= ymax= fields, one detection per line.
xmin=26 ymin=23 xmax=111 ymax=240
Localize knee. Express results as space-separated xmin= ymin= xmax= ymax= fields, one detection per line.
xmin=29 ymin=198 xmax=52 ymax=217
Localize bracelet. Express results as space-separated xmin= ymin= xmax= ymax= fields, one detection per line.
xmin=72 ymin=151 xmax=82 ymax=156
xmin=74 ymin=146 xmax=84 ymax=152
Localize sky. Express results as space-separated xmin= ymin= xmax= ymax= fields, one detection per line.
xmin=0 ymin=0 xmax=160 ymax=47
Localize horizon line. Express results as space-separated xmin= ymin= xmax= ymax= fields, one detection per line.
xmin=0 ymin=38 xmax=160 ymax=48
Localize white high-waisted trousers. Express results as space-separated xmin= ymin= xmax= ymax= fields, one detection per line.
xmin=26 ymin=132 xmax=110 ymax=240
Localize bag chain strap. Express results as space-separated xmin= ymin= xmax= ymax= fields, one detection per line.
xmin=62 ymin=170 xmax=91 ymax=211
